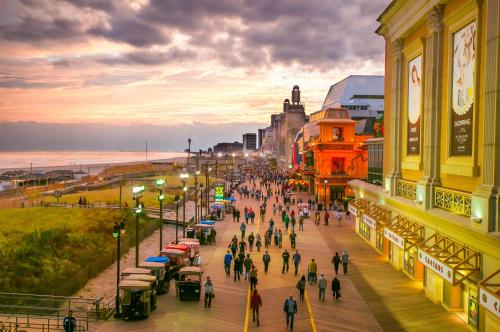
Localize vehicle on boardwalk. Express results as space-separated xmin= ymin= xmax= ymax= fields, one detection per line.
xmin=124 ymin=274 xmax=158 ymax=311
xmin=194 ymin=223 xmax=215 ymax=245
xmin=120 ymin=267 xmax=154 ymax=279
xmin=118 ymin=280 xmax=151 ymax=320
xmin=176 ymin=266 xmax=202 ymax=301
xmin=210 ymin=203 xmax=225 ymax=220
xmin=141 ymin=257 xmax=170 ymax=294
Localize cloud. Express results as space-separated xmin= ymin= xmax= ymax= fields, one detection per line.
xmin=0 ymin=72 xmax=66 ymax=89
xmin=97 ymin=48 xmax=197 ymax=65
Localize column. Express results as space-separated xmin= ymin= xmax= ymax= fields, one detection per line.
xmin=417 ymin=5 xmax=444 ymax=209
xmin=386 ymin=38 xmax=404 ymax=196
xmin=472 ymin=0 xmax=500 ymax=232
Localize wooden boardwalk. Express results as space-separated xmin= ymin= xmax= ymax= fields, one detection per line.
xmin=97 ymin=183 xmax=468 ymax=332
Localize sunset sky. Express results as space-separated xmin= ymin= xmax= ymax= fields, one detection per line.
xmin=0 ymin=0 xmax=388 ymax=150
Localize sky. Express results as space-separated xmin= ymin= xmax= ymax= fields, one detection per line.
xmin=0 ymin=0 xmax=389 ymax=151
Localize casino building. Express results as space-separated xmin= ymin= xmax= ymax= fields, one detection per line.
xmin=348 ymin=0 xmax=500 ymax=331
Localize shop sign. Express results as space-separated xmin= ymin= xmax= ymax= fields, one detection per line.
xmin=348 ymin=204 xmax=357 ymax=217
xmin=214 ymin=185 xmax=224 ymax=202
xmin=362 ymin=214 xmax=376 ymax=229
xmin=418 ymin=249 xmax=453 ymax=284
xmin=479 ymin=287 xmax=500 ymax=318
xmin=384 ymin=228 xmax=404 ymax=249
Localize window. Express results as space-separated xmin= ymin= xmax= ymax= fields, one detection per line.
xmin=368 ymin=142 xmax=383 ymax=185
xmin=333 ymin=127 xmax=344 ymax=141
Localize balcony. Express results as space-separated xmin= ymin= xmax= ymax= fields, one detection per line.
xmin=396 ymin=179 xmax=417 ymax=200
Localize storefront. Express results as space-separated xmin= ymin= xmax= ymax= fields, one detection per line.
xmin=361 ymin=204 xmax=391 ymax=254
xmin=478 ymin=270 xmax=500 ymax=332
xmin=418 ymin=233 xmax=481 ymax=330
xmin=384 ymin=215 xmax=424 ymax=279
xmin=348 ymin=198 xmax=371 ymax=239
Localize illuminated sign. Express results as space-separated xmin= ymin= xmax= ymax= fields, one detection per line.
xmin=156 ymin=179 xmax=166 ymax=187
xmin=132 ymin=185 xmax=145 ymax=194
xmin=479 ymin=287 xmax=500 ymax=318
xmin=214 ymin=185 xmax=224 ymax=202
xmin=348 ymin=204 xmax=357 ymax=217
xmin=384 ymin=228 xmax=404 ymax=249
xmin=362 ymin=214 xmax=376 ymax=229
xmin=418 ymin=249 xmax=453 ymax=283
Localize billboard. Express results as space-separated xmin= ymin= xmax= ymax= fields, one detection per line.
xmin=407 ymin=55 xmax=422 ymax=155
xmin=451 ymin=21 xmax=476 ymax=156
xmin=214 ymin=184 xmax=224 ymax=202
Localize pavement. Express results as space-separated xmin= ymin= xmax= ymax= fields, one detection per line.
xmin=95 ymin=181 xmax=468 ymax=332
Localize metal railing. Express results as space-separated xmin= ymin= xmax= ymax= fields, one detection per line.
xmin=434 ymin=187 xmax=472 ymax=216
xmin=396 ymin=179 xmax=417 ymax=200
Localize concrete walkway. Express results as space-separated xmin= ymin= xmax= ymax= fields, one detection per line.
xmin=96 ymin=183 xmax=468 ymax=332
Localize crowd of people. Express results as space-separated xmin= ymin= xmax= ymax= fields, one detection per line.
xmin=201 ymin=158 xmax=351 ymax=330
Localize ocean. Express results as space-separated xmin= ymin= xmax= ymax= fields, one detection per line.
xmin=0 ymin=151 xmax=187 ymax=171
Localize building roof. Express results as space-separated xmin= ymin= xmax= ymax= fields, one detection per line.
xmin=321 ymin=75 xmax=384 ymax=111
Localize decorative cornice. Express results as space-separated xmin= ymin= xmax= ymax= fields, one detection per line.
xmin=426 ymin=4 xmax=445 ymax=33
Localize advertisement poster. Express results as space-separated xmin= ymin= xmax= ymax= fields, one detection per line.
xmin=214 ymin=184 xmax=224 ymax=202
xmin=407 ymin=55 xmax=422 ymax=155
xmin=451 ymin=21 xmax=476 ymax=156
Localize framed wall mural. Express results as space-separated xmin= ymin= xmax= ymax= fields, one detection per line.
xmin=407 ymin=55 xmax=422 ymax=155
xmin=451 ymin=21 xmax=476 ymax=156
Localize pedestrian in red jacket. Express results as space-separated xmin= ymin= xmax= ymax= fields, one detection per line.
xmin=250 ymin=288 xmax=262 ymax=326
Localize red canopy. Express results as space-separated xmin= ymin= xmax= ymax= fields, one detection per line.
xmin=164 ymin=244 xmax=189 ymax=251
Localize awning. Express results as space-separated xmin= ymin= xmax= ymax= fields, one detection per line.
xmin=478 ymin=270 xmax=500 ymax=318
xmin=384 ymin=215 xmax=424 ymax=251
xmin=362 ymin=204 xmax=391 ymax=229
xmin=347 ymin=197 xmax=371 ymax=217
xmin=417 ymin=233 xmax=480 ymax=285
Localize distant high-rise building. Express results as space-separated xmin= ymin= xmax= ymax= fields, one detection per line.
xmin=213 ymin=141 xmax=243 ymax=154
xmin=242 ymin=133 xmax=257 ymax=151
xmin=258 ymin=128 xmax=267 ymax=150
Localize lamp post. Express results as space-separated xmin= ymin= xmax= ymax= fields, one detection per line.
xmin=187 ymin=138 xmax=192 ymax=171
xmin=231 ymin=153 xmax=236 ymax=186
xmin=323 ymin=180 xmax=327 ymax=205
xmin=205 ymin=164 xmax=211 ymax=215
xmin=132 ymin=185 xmax=144 ymax=267
xmin=194 ymin=171 xmax=200 ymax=222
xmin=180 ymin=172 xmax=189 ymax=238
xmin=175 ymin=194 xmax=180 ymax=244
xmin=156 ymin=179 xmax=166 ymax=251
xmin=113 ymin=219 xmax=126 ymax=318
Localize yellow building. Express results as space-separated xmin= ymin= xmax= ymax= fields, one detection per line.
xmin=348 ymin=0 xmax=500 ymax=331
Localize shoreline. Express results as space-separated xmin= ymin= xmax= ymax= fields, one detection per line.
xmin=0 ymin=156 xmax=187 ymax=175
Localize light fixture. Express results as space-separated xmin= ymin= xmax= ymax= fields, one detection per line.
xmin=324 ymin=180 xmax=327 ymax=184
xmin=208 ymin=167 xmax=212 ymax=172
xmin=195 ymin=170 xmax=200 ymax=175
xmin=183 ymin=186 xmax=188 ymax=192
xmin=180 ymin=172 xmax=189 ymax=179
xmin=217 ymin=152 xmax=222 ymax=157
xmin=470 ymin=216 xmax=482 ymax=224
xmin=414 ymin=199 xmax=422 ymax=205
xmin=231 ymin=153 xmax=236 ymax=157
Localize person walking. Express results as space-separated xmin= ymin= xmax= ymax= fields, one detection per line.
xmin=332 ymin=276 xmax=341 ymax=301
xmin=341 ymin=250 xmax=350 ymax=274
xmin=332 ymin=252 xmax=341 ymax=275
xmin=249 ymin=265 xmax=258 ymax=291
xmin=239 ymin=239 xmax=247 ymax=255
xmin=336 ymin=211 xmax=342 ymax=225
xmin=324 ymin=211 xmax=329 ymax=225
xmin=255 ymin=233 xmax=262 ymax=252
xmin=292 ymin=250 xmax=301 ymax=276
xmin=63 ymin=310 xmax=76 ymax=332
xmin=283 ymin=294 xmax=298 ymax=331
xmin=234 ymin=254 xmax=241 ymax=281
xmin=240 ymin=222 xmax=247 ymax=239
xmin=224 ymin=250 xmax=233 ymax=276
xmin=307 ymin=258 xmax=317 ymax=284
xmin=315 ymin=211 xmax=320 ymax=225
xmin=289 ymin=231 xmax=297 ymax=250
xmin=281 ymin=249 xmax=290 ymax=274
xmin=243 ymin=254 xmax=253 ymax=280
xmin=250 ymin=289 xmax=262 ymax=326
xmin=203 ymin=276 xmax=215 ymax=308
xmin=296 ymin=275 xmax=306 ymax=302
xmin=263 ymin=251 xmax=271 ymax=273
xmin=298 ymin=216 xmax=304 ymax=231
xmin=318 ymin=273 xmax=327 ymax=301
xmin=278 ymin=229 xmax=283 ymax=248
xmin=248 ymin=232 xmax=255 ymax=251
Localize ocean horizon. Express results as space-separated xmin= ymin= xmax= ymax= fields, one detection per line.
xmin=0 ymin=150 xmax=187 ymax=171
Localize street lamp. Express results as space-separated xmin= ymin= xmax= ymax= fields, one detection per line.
xmin=113 ymin=219 xmax=126 ymax=318
xmin=323 ymin=179 xmax=328 ymax=206
xmin=175 ymin=194 xmax=180 ymax=244
xmin=194 ymin=171 xmax=200 ymax=222
xmin=132 ymin=185 xmax=144 ymax=267
xmin=205 ymin=165 xmax=212 ymax=215
xmin=180 ymin=172 xmax=189 ymax=238
xmin=156 ymin=179 xmax=166 ymax=252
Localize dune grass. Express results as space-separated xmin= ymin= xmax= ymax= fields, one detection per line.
xmin=0 ymin=207 xmax=149 ymax=294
